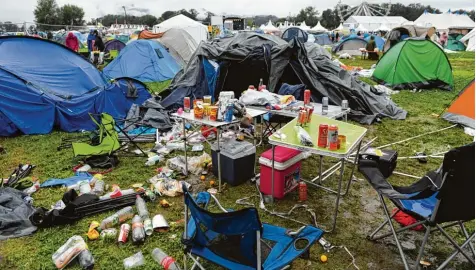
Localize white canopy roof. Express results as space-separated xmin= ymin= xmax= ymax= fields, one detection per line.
xmin=344 ymin=16 xmax=408 ymax=31
xmin=311 ymin=21 xmax=328 ymax=32
xmin=355 ymin=24 xmax=368 ymax=32
xmin=259 ymin=24 xmax=266 ymax=30
xmin=334 ymin=23 xmax=344 ymax=31
xmin=153 ymin=14 xmax=208 ymax=44
xmin=299 ymin=21 xmax=311 ymax=31
xmin=263 ymin=20 xmax=279 ymax=32
xmin=460 ymin=28 xmax=475 ymax=51
xmin=414 ymin=12 xmax=475 ymax=31
xmin=375 ymin=24 xmax=390 ymax=31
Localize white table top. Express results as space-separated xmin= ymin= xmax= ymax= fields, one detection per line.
xmin=172 ymin=108 xmax=267 ymax=128
xmin=248 ymin=101 xmax=349 ymax=120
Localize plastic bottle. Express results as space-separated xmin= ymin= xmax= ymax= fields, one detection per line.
xmin=151 ymin=248 xmax=181 ymax=270
xmin=89 ymin=174 xmax=103 ymax=185
xmin=92 ymin=179 xmax=105 ymax=195
xmin=76 ymin=164 xmax=91 ymax=172
xmin=135 ymin=195 xmax=149 ymax=219
xmin=100 ymin=206 xmax=134 ymax=229
xmin=99 ymin=188 xmax=135 ymax=200
xmin=78 ymin=249 xmax=95 ymax=270
xmin=258 ymin=78 xmax=263 ymax=90
xmin=131 ymin=215 xmax=145 ymax=244
xmin=123 ymin=252 xmax=145 ymax=269
xmin=145 ymin=155 xmax=163 ymax=166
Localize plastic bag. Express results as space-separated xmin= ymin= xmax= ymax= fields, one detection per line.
xmin=187 ymin=152 xmax=211 ymax=175
xmin=294 ymin=126 xmax=314 ymax=147
xmin=123 ymin=252 xmax=145 ymax=269
xmin=152 ymin=178 xmax=191 ymax=197
xmin=166 ymin=156 xmax=187 ymax=175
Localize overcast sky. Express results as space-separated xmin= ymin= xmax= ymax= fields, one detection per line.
xmin=2 ymin=0 xmax=474 ymax=23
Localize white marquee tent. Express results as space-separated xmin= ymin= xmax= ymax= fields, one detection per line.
xmin=153 ymin=14 xmax=208 ymax=45
xmin=310 ymin=21 xmax=328 ymax=32
xmin=344 ymin=16 xmax=408 ymax=31
xmin=263 ymin=20 xmax=279 ymax=33
xmin=414 ymin=12 xmax=475 ymax=32
xmin=375 ymin=24 xmax=390 ymax=32
xmin=299 ymin=21 xmax=311 ymax=31
xmin=460 ymin=28 xmax=475 ymax=51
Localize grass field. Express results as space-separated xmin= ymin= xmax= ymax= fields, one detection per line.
xmin=0 ymin=51 xmax=474 ymax=270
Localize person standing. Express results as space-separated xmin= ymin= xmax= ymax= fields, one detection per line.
xmin=440 ymin=32 xmax=448 ymax=46
xmin=365 ymin=36 xmax=379 ymax=60
xmin=87 ymin=29 xmax=95 ymax=53
xmin=335 ymin=32 xmax=340 ymax=42
xmin=331 ymin=31 xmax=335 ymax=43
xmin=65 ymin=32 xmax=79 ymax=52
xmin=93 ymin=30 xmax=105 ymax=52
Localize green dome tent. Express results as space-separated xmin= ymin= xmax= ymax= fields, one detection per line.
xmin=373 ymin=39 xmax=453 ymax=90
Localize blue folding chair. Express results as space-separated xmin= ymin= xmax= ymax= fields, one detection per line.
xmin=182 ymin=188 xmax=324 ymax=270
xmin=359 ymin=143 xmax=475 ymax=270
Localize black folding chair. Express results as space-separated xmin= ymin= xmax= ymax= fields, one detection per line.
xmin=358 ymin=143 xmax=475 ymax=270
xmin=262 ymin=114 xmax=292 ymax=137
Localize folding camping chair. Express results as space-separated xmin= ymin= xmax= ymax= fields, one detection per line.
xmin=70 ymin=113 xmax=146 ymax=157
xmin=358 ymin=143 xmax=475 ymax=270
xmin=182 ymin=187 xmax=324 ymax=270
xmin=262 ymin=114 xmax=292 ymax=138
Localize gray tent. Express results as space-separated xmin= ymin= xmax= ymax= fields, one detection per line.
xmin=161 ymin=32 xmax=407 ymax=124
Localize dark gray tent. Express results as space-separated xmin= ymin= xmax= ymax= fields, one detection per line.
xmin=161 ymin=32 xmax=406 ymax=124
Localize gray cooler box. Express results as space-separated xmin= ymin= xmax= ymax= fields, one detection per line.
xmin=211 ymin=140 xmax=256 ymax=186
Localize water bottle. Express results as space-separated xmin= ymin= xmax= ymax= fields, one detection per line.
xmin=78 ymin=249 xmax=95 ymax=270
xmin=145 ymin=155 xmax=162 ymax=166
xmin=100 ymin=206 xmax=134 ymax=229
xmin=132 ymin=215 xmax=145 ymax=244
xmin=135 ymin=195 xmax=149 ymax=219
xmin=151 ymin=248 xmax=181 ymax=270
xmin=76 ymin=164 xmax=91 ymax=172
xmin=92 ymin=179 xmax=105 ymax=195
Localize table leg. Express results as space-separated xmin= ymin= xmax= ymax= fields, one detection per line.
xmin=330 ymin=159 xmax=346 ymax=233
xmin=270 ymin=144 xmax=276 ymax=204
xmin=317 ymin=155 xmax=323 ymax=184
xmin=343 ymin=140 xmax=362 ymax=196
xmin=217 ymin=128 xmax=222 ymax=192
xmin=183 ymin=120 xmax=188 ymax=175
xmin=253 ymin=116 xmax=257 ymax=147
xmin=344 ymin=113 xmax=348 ymax=122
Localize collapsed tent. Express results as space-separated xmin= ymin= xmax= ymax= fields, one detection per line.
xmin=314 ymin=34 xmax=333 ymax=46
xmin=103 ymin=40 xmax=180 ymax=83
xmin=441 ymin=80 xmax=475 ymax=128
xmin=460 ymin=29 xmax=475 ymax=51
xmin=373 ymin=39 xmax=453 ymax=91
xmin=332 ymin=37 xmax=368 ymax=55
xmin=161 ymin=32 xmax=407 ymax=124
xmin=365 ymin=35 xmax=385 ymax=51
xmin=104 ymin=39 xmax=126 ymax=54
xmin=0 ymin=36 xmax=151 ymax=136
xmin=0 ymin=187 xmax=37 ymax=240
xmin=383 ymin=25 xmax=430 ymax=52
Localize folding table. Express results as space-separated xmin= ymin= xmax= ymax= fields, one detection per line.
xmin=268 ymin=115 xmax=367 ymax=232
xmin=172 ymin=108 xmax=267 ymax=192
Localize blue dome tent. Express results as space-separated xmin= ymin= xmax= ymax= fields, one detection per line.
xmin=314 ymin=34 xmax=333 ymax=46
xmin=365 ymin=35 xmax=385 ymax=51
xmin=103 ymin=39 xmax=180 ymax=83
xmin=0 ymin=36 xmax=151 ymax=136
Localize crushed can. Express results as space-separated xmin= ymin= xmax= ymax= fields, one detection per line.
xmin=318 ymin=124 xmax=329 ymax=148
xmin=299 ymin=182 xmax=307 ymax=201
xmin=118 ymin=224 xmax=130 ymax=244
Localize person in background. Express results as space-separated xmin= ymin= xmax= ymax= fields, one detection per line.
xmin=87 ymin=29 xmax=95 ymax=53
xmin=47 ymin=31 xmax=53 ymax=40
xmin=65 ymin=32 xmax=79 ymax=52
xmin=440 ymin=32 xmax=448 ymax=46
xmin=93 ymin=30 xmax=105 ymax=52
xmin=335 ymin=32 xmax=340 ymax=42
xmin=365 ymin=36 xmax=379 ymax=60
xmin=331 ymin=31 xmax=335 ymax=43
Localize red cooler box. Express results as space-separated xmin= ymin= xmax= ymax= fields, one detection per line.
xmin=259 ymin=146 xmax=304 ymax=199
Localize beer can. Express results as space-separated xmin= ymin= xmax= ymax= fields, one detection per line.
xmin=118 ymin=224 xmax=130 ymax=244
xmin=144 ymin=218 xmax=153 ymax=236
xmin=224 ymin=103 xmax=234 ymax=122
xmin=298 ymin=110 xmax=307 ymax=126
xmin=299 ymin=182 xmax=307 ymax=201
xmin=338 ymin=135 xmax=346 ymax=150
xmin=183 ymin=97 xmax=191 ymax=113
xmin=318 ymin=124 xmax=328 ymax=148
xmin=100 ymin=228 xmax=117 ymax=241
xmin=306 ymin=105 xmax=314 ymax=124
xmin=328 ymin=125 xmax=339 ymax=151
xmin=341 ymin=99 xmax=349 ymax=110
xmin=304 ymin=89 xmax=311 ymax=105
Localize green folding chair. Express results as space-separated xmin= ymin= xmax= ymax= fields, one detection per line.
xmin=72 ymin=113 xmax=120 ymax=157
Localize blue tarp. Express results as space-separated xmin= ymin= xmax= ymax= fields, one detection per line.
xmin=0 ymin=36 xmax=151 ymax=136
xmin=103 ymin=39 xmax=180 ymax=83
xmin=365 ymin=35 xmax=385 ymax=51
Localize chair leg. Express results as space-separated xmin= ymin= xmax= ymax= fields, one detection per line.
xmin=188 ymin=254 xmax=206 ymax=270
xmin=368 ymin=210 xmax=399 ymax=240
xmin=379 ymin=195 xmax=411 ymax=270
xmin=370 ymin=219 xmax=427 ymax=241
xmin=459 ymin=221 xmax=475 ymax=257
xmin=436 ymin=233 xmax=475 ymax=270
xmin=415 ymin=225 xmax=432 ymax=268
xmin=436 ymin=224 xmax=475 ymax=264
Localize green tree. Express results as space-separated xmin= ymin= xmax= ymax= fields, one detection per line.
xmin=58 ymin=4 xmax=85 ymax=26
xmin=321 ymin=9 xmax=339 ymax=29
xmin=34 ymin=0 xmax=60 ymax=25
xmin=161 ymin=11 xmax=177 ymax=21
xmin=295 ymin=6 xmax=319 ymax=26
xmin=140 ymin=15 xmax=157 ymax=27
xmin=178 ymin=9 xmax=197 ymax=20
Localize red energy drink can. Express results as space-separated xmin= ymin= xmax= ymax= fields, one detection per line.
xmin=306 ymin=105 xmax=314 ymax=124
xmin=328 ymin=125 xmax=339 ymax=150
xmin=318 ymin=124 xmax=328 ymax=148
xmin=118 ymin=223 xmax=130 ymax=244
xmin=297 ymin=110 xmax=307 ymax=126
xmin=299 ymin=182 xmax=307 ymax=201
xmin=183 ymin=97 xmax=191 ymax=113
xmin=304 ymin=89 xmax=311 ymax=105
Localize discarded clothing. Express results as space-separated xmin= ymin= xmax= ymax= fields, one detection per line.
xmin=41 ymin=172 xmax=92 ymax=188
xmin=0 ymin=187 xmax=37 ymax=240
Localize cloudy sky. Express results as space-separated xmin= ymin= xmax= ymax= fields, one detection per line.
xmin=2 ymin=0 xmax=474 ymax=23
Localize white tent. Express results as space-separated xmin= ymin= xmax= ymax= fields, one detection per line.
xmin=310 ymin=21 xmax=328 ymax=32
xmin=333 ymin=23 xmax=344 ymax=31
xmin=344 ymin=16 xmax=408 ymax=31
xmin=460 ymin=28 xmax=475 ymax=51
xmin=153 ymin=14 xmax=208 ymax=44
xmin=263 ymin=20 xmax=279 ymax=33
xmin=299 ymin=21 xmax=311 ymax=31
xmin=414 ymin=12 xmax=475 ymax=32
xmin=355 ymin=24 xmax=368 ymax=32
xmin=157 ymin=29 xmax=198 ymax=66
xmin=375 ymin=24 xmax=390 ymax=32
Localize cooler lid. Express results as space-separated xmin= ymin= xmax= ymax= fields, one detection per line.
xmin=261 ymin=146 xmax=301 ymax=163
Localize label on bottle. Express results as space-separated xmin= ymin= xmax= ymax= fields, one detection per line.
xmin=161 ymin=256 xmax=175 ymax=270
xmin=132 ymin=222 xmax=144 ymax=230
